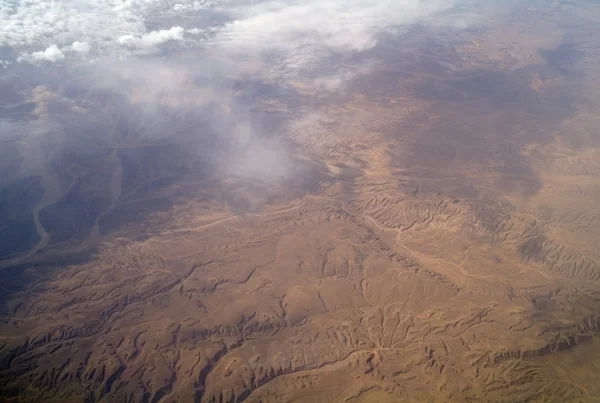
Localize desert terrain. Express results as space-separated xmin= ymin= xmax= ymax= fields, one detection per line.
xmin=2 ymin=1 xmax=600 ymax=402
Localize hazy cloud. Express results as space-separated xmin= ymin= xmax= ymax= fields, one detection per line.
xmin=0 ymin=0 xmax=481 ymax=229
xmin=0 ymin=0 xmax=148 ymax=49
xmin=206 ymin=0 xmax=457 ymax=74
xmin=68 ymin=41 xmax=92 ymax=54
xmin=2 ymin=0 xmax=459 ymax=66
xmin=17 ymin=44 xmax=65 ymax=63
xmin=1 ymin=0 xmax=473 ymax=156
xmin=117 ymin=26 xmax=186 ymax=50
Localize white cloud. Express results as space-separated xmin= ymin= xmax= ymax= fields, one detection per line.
xmin=69 ymin=41 xmax=92 ymax=54
xmin=2 ymin=0 xmax=476 ymax=95
xmin=0 ymin=0 xmax=149 ymax=48
xmin=17 ymin=44 xmax=65 ymax=63
xmin=117 ymin=26 xmax=185 ymax=50
xmin=0 ymin=0 xmax=185 ymax=59
xmin=1 ymin=0 xmax=461 ymax=65
xmin=173 ymin=3 xmax=188 ymax=11
xmin=172 ymin=0 xmax=213 ymax=12
xmin=213 ymin=0 xmax=455 ymax=58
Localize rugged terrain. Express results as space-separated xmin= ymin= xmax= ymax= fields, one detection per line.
xmin=2 ymin=2 xmax=600 ymax=402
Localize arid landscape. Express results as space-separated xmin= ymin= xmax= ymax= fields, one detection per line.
xmin=2 ymin=0 xmax=600 ymax=402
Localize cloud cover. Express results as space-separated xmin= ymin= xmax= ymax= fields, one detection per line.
xmin=2 ymin=0 xmax=462 ymax=66
xmin=117 ymin=26 xmax=185 ymax=51
xmin=1 ymin=0 xmax=474 ymax=180
xmin=0 ymin=0 xmax=483 ymax=231
xmin=17 ymin=44 xmax=65 ymax=63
